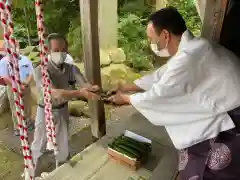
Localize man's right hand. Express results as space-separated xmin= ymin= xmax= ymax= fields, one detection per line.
xmin=2 ymin=77 xmax=12 ymax=86
xmin=106 ymin=82 xmax=123 ymax=96
xmin=107 ymin=82 xmax=143 ymax=95
xmin=80 ymin=88 xmax=100 ymax=101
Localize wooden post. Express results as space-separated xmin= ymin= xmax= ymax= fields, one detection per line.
xmin=99 ymin=0 xmax=118 ymax=50
xmin=201 ymin=0 xmax=230 ymax=42
xmin=155 ymin=0 xmax=166 ymax=10
xmin=194 ymin=0 xmax=206 ymax=22
xmin=79 ymin=0 xmax=106 ymax=138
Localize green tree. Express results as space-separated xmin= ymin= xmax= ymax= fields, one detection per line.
xmin=13 ymin=0 xmax=37 ymax=46
xmin=12 ymin=0 xmax=80 ymax=47
xmin=67 ymin=17 xmax=82 ymax=59
xmin=167 ymin=0 xmax=201 ymax=35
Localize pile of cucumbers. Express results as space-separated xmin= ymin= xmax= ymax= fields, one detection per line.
xmin=108 ymin=135 xmax=151 ymax=160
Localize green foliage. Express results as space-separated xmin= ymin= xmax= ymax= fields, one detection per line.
xmin=11 ymin=0 xmax=201 ymax=71
xmin=43 ymin=0 xmax=79 ymax=35
xmin=118 ymin=0 xmax=202 ymax=71
xmin=167 ymin=0 xmax=202 ymax=36
xmin=118 ymin=14 xmax=153 ymax=70
xmin=67 ymin=18 xmax=82 ymax=59
xmin=12 ymin=0 xmax=80 ymax=47
xmin=12 ymin=0 xmax=38 ymax=46
xmin=117 ymin=0 xmax=154 ymax=71
xmin=118 ymin=0 xmax=152 ymax=18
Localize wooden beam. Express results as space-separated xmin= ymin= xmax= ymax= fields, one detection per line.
xmin=79 ymin=0 xmax=106 ymax=138
xmin=201 ymin=0 xmax=230 ymax=42
xmin=155 ymin=0 xmax=166 ymax=10
xmin=194 ymin=0 xmax=206 ymax=22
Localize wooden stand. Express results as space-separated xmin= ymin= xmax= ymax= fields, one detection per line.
xmin=108 ymin=148 xmax=141 ymax=170
xmin=79 ymin=0 xmax=106 ymax=138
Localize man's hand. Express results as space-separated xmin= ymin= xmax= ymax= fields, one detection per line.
xmin=51 ymin=88 xmax=100 ymax=100
xmin=20 ymin=84 xmax=26 ymax=91
xmin=107 ymin=82 xmax=123 ymax=96
xmin=2 ymin=77 xmax=12 ymax=86
xmin=86 ymin=85 xmax=100 ymax=92
xmin=107 ymin=91 xmax=130 ymax=105
xmin=51 ymin=88 xmax=64 ymax=99
xmin=80 ymin=88 xmax=100 ymax=100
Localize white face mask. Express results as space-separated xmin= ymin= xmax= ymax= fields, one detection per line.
xmin=150 ymin=43 xmax=170 ymax=57
xmin=50 ymin=52 xmax=67 ymax=66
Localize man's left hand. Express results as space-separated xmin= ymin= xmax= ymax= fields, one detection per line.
xmin=51 ymin=88 xmax=64 ymax=99
xmin=107 ymin=92 xmax=130 ymax=105
xmin=20 ymin=84 xmax=26 ymax=91
xmin=87 ymin=85 xmax=100 ymax=92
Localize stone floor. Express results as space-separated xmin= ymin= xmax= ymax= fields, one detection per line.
xmin=0 ymin=106 xmax=179 ymax=180
xmin=42 ymin=107 xmax=178 ymax=180
xmin=0 ymin=116 xmax=94 ymax=179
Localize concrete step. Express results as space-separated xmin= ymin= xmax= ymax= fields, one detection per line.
xmin=41 ymin=108 xmax=178 ymax=180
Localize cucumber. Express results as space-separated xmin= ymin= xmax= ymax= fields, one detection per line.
xmin=108 ymin=144 xmax=114 ymax=148
xmin=113 ymin=134 xmax=124 ymax=141
xmin=125 ymin=136 xmax=151 ymax=149
xmin=113 ymin=140 xmax=148 ymax=155
xmin=142 ymin=142 xmax=151 ymax=148
xmin=119 ymin=136 xmax=150 ymax=151
xmin=112 ymin=146 xmax=138 ymax=159
xmin=116 ymin=144 xmax=141 ymax=158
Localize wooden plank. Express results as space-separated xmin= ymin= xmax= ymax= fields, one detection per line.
xmin=155 ymin=0 xmax=166 ymax=10
xmin=201 ymin=0 xmax=230 ymax=42
xmin=194 ymin=0 xmax=206 ymax=22
xmin=79 ymin=0 xmax=106 ymax=138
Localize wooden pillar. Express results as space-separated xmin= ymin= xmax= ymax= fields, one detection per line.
xmin=98 ymin=0 xmax=118 ymax=50
xmin=79 ymin=0 xmax=106 ymax=138
xmin=194 ymin=0 xmax=206 ymax=22
xmin=155 ymin=0 xmax=166 ymax=10
xmin=201 ymin=0 xmax=230 ymax=42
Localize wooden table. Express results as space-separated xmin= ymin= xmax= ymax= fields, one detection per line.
xmin=43 ymin=108 xmax=178 ymax=180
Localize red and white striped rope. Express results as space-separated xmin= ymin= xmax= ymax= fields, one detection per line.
xmin=35 ymin=0 xmax=58 ymax=153
xmin=0 ymin=0 xmax=34 ymax=179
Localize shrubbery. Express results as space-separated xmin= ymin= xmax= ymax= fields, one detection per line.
xmin=13 ymin=0 xmax=201 ymax=71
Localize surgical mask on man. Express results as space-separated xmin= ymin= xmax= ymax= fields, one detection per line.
xmin=50 ymin=52 xmax=67 ymax=66
xmin=150 ymin=42 xmax=170 ymax=57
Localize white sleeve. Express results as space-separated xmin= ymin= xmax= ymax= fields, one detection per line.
xmin=130 ymin=54 xmax=192 ymax=126
xmin=0 ymin=59 xmax=10 ymax=77
xmin=25 ymin=56 xmax=34 ymax=75
xmin=134 ymin=64 xmax=167 ymax=91
xmin=65 ymin=54 xmax=74 ymax=64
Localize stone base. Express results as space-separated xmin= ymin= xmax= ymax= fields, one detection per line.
xmin=42 ymin=108 xmax=178 ymax=180
xmin=100 ymin=48 xmax=126 ymax=67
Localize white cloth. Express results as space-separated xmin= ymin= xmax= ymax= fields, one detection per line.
xmin=47 ymin=53 xmax=74 ymax=64
xmin=0 ymin=85 xmax=8 ymax=115
xmin=65 ymin=54 xmax=74 ymax=64
xmin=31 ymin=105 xmax=69 ymax=175
xmin=0 ymin=55 xmax=34 ymax=82
xmin=130 ymin=30 xmax=240 ymax=149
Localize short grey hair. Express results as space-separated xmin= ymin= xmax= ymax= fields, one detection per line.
xmin=47 ymin=33 xmax=68 ymax=49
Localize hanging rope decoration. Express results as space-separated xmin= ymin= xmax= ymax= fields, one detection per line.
xmin=35 ymin=0 xmax=58 ymax=154
xmin=0 ymin=0 xmax=34 ymax=179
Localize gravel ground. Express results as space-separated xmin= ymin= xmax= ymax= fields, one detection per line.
xmin=0 ymin=106 xmax=135 ymax=180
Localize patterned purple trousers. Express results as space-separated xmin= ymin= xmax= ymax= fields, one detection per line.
xmin=178 ymin=107 xmax=240 ymax=180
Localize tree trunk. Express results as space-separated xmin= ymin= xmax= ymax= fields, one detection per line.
xmin=23 ymin=7 xmax=32 ymax=46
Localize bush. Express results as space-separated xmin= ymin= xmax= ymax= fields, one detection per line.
xmin=118 ymin=14 xmax=153 ymax=71
xmin=65 ymin=0 xmax=201 ymax=70
xmin=167 ymin=0 xmax=202 ymax=36
xmin=67 ymin=18 xmax=82 ymax=59
xmin=117 ymin=0 xmax=201 ymax=72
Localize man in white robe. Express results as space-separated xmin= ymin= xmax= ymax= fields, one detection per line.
xmin=108 ymin=7 xmax=240 ymax=180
